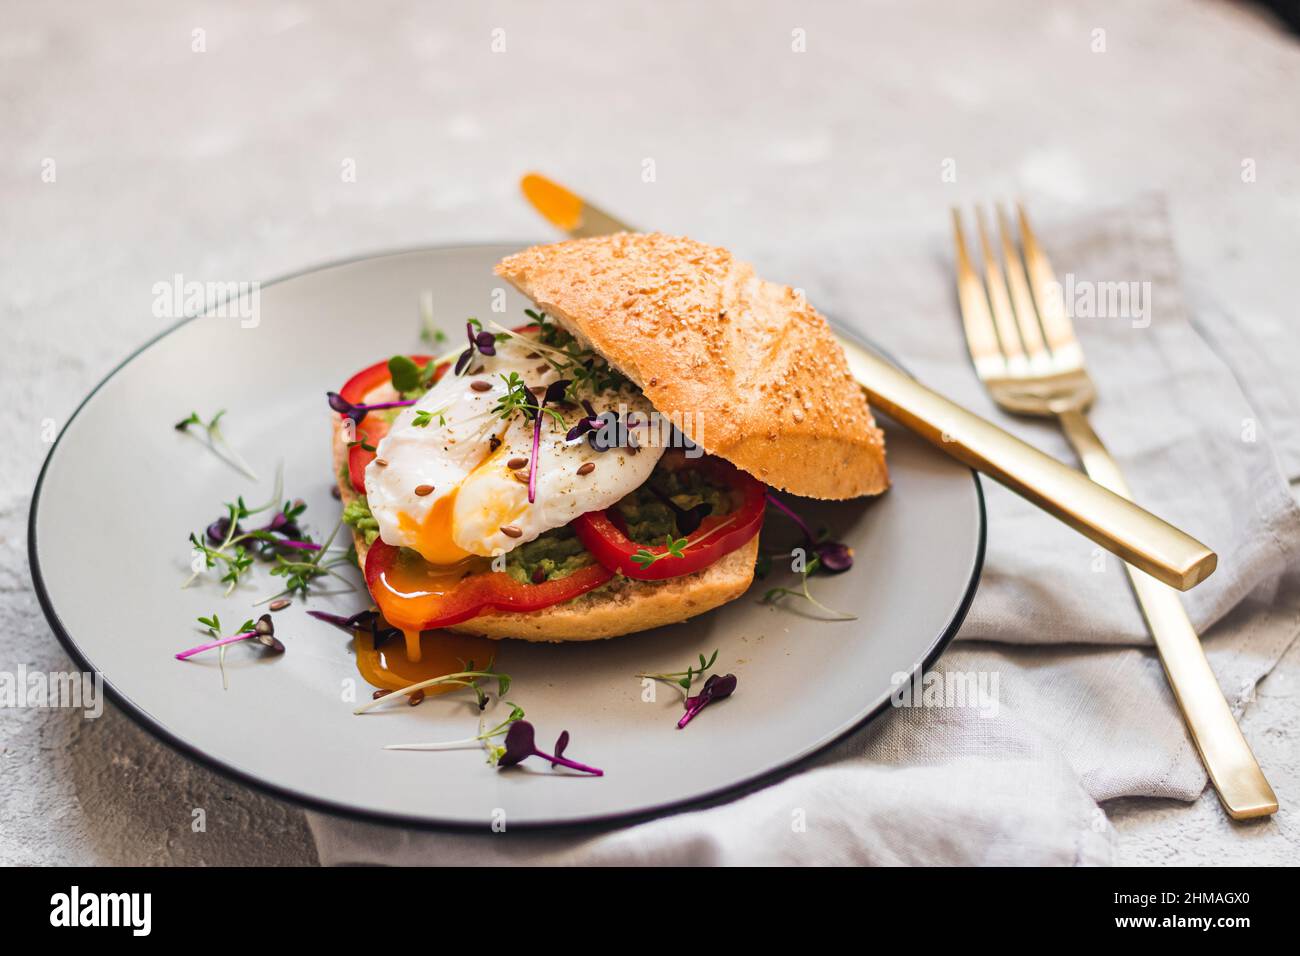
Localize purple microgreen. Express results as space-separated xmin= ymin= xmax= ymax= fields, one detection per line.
xmin=307 ymin=607 xmax=401 ymax=651
xmin=764 ymin=491 xmax=854 ymax=574
xmin=551 ymin=730 xmax=570 ymax=767
xmin=523 ymin=378 xmax=571 ymax=503
xmin=647 ymin=482 xmax=712 ymax=536
xmin=565 ymin=399 xmax=604 ymax=442
xmin=352 ymin=662 xmax=510 ymax=714
xmin=175 ymin=409 xmax=258 ymax=480
xmin=177 ymin=613 xmax=282 ymax=664
xmin=678 ymin=673 xmax=737 ymax=729
xmin=455 ymin=320 xmax=498 ymax=375
xmin=327 ymin=391 xmax=415 ymax=428
xmin=384 ymin=702 xmax=526 ymax=752
xmin=497 ymin=721 xmax=603 ymax=775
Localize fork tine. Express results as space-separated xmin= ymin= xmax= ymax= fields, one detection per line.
xmin=996 ymin=205 xmax=1053 ymax=375
xmin=974 ymin=208 xmax=1028 ymax=376
xmin=951 ymin=209 xmax=1007 ymax=380
xmin=1017 ymin=204 xmax=1085 ymax=371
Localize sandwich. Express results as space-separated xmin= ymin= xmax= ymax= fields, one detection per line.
xmin=331 ymin=232 xmax=887 ymax=655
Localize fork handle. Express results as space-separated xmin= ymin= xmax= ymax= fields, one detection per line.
xmin=1056 ymin=409 xmax=1277 ymax=818
xmin=840 ymin=339 xmax=1217 ymax=591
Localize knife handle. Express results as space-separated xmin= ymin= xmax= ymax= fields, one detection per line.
xmin=841 ymin=339 xmax=1217 ymax=591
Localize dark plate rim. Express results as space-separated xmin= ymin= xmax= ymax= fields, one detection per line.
xmin=27 ymin=242 xmax=986 ymax=833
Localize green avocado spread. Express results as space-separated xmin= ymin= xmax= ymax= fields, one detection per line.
xmin=341 ymin=495 xmax=381 ymax=546
xmin=614 ymin=463 xmax=728 ymax=544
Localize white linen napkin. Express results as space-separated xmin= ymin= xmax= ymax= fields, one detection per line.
xmin=308 ymin=196 xmax=1300 ymax=865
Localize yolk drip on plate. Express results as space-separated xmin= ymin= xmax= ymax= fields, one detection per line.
xmin=354 ymin=628 xmax=497 ymax=693
xmin=359 ymin=544 xmax=498 ymax=691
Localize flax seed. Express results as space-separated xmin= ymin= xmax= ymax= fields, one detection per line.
xmin=501 ymin=525 xmax=523 ymax=538
xmin=507 ymin=457 xmax=528 ymax=470
xmin=577 ymin=462 xmax=595 ymax=476
xmin=470 ymin=380 xmax=492 ymax=392
xmin=415 ymin=484 xmax=435 ymax=496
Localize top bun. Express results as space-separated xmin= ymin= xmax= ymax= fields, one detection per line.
xmin=495 ymin=233 xmax=888 ymax=499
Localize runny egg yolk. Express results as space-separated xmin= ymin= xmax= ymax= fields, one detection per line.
xmin=397 ymin=488 xmax=472 ymax=566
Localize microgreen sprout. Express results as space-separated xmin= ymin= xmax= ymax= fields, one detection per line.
xmin=412 ymin=406 xmax=448 ymax=428
xmin=185 ymin=469 xmax=350 ymax=600
xmin=491 ymin=312 xmax=631 ymax=401
xmin=678 ymin=673 xmax=738 ymax=729
xmin=178 ymin=613 xmax=283 ymax=689
xmin=418 ymin=292 xmax=446 ymax=346
xmin=258 ymin=519 xmax=354 ymax=604
xmin=630 ymin=516 xmax=737 ymax=571
xmin=491 ymin=374 xmax=570 ymax=503
xmin=637 ymin=649 xmax=719 ymax=701
xmin=175 ymin=409 xmax=258 ymax=480
xmin=759 ymin=492 xmax=857 ymax=619
xmin=384 ymin=703 xmax=526 ymax=752
xmin=497 ymin=721 xmax=604 ymax=775
xmin=761 ymin=553 xmax=857 ymax=620
xmin=352 ymin=662 xmax=511 ymax=715
xmin=455 ymin=319 xmax=499 ymax=375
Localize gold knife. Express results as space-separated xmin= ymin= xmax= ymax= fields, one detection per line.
xmin=517 ymin=173 xmax=1218 ymax=592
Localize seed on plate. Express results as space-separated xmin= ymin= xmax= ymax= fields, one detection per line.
xmin=510 ymin=471 xmax=529 ymax=484
xmin=330 ymin=485 xmax=341 ymax=500
xmin=507 ymin=456 xmax=528 ymax=470
xmin=577 ymin=462 xmax=595 ymax=476
xmin=414 ymin=484 xmax=435 ymax=496
xmin=375 ymin=458 xmax=388 ymax=467
xmin=372 ymin=689 xmax=391 ymax=700
xmin=470 ymin=380 xmax=492 ymax=392
xmin=269 ymin=598 xmax=291 ymax=612
xmin=408 ymin=690 xmax=425 ymax=707
xmin=501 ymin=525 xmax=523 ymax=538
xmin=255 ymin=614 xmax=274 ymax=636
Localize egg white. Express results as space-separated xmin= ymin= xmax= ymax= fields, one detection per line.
xmin=364 ymin=334 xmax=662 ymax=564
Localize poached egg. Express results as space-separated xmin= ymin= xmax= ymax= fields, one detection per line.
xmin=364 ymin=333 xmax=662 ymax=564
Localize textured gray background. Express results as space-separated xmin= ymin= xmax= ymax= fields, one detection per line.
xmin=3 ymin=0 xmax=1299 ymax=865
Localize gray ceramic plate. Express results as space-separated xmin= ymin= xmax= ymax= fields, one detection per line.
xmin=30 ymin=244 xmax=984 ymax=829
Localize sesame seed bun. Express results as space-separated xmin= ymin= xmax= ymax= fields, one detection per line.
xmin=495 ymin=233 xmax=888 ymax=499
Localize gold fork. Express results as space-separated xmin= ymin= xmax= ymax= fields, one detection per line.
xmin=952 ymin=204 xmax=1277 ymax=819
